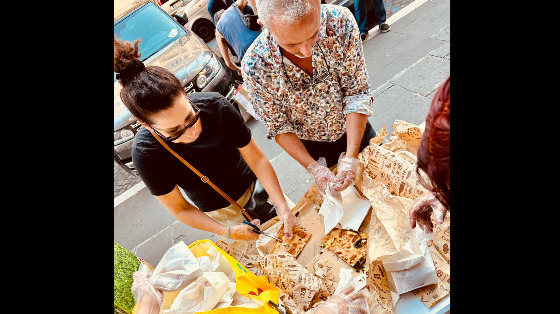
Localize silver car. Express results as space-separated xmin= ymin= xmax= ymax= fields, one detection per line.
xmin=114 ymin=0 xmax=238 ymax=174
xmin=160 ymin=0 xmax=215 ymax=42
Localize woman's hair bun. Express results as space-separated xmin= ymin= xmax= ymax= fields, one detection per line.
xmin=114 ymin=37 xmax=145 ymax=83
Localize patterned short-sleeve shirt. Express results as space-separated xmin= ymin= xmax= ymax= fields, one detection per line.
xmin=241 ymin=4 xmax=373 ymax=141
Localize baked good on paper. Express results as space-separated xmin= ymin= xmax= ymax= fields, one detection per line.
xmin=269 ymin=225 xmax=311 ymax=258
xmin=321 ymin=228 xmax=367 ymax=269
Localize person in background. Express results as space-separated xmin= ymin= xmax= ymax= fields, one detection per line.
xmin=114 ymin=36 xmax=298 ymax=242
xmin=214 ymin=0 xmax=262 ymax=75
xmin=409 ymin=76 xmax=450 ymax=233
xmin=354 ymin=0 xmax=391 ymax=41
xmin=208 ymin=0 xmax=234 ymax=23
xmin=241 ymin=0 xmax=376 ymax=197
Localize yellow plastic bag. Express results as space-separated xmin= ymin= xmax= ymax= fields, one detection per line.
xmin=188 ymin=240 xmax=280 ymax=314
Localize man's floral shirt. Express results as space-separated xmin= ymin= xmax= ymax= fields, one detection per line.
xmin=241 ymin=4 xmax=373 ymax=141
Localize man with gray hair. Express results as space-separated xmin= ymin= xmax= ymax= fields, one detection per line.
xmin=241 ymin=0 xmax=375 ymax=198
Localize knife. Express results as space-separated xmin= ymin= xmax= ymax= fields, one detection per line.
xmin=243 ymin=220 xmax=283 ymax=242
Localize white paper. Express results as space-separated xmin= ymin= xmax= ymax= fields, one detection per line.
xmin=386 ymin=245 xmax=438 ymax=295
xmin=333 ymin=267 xmax=367 ymax=296
xmin=338 ymin=186 xmax=372 ymax=231
xmin=318 ymin=185 xmax=345 ymax=235
xmin=149 ymin=241 xmax=203 ymax=292
xmin=163 ymin=272 xmax=231 ymax=314
xmin=319 ymin=185 xmax=371 ymax=234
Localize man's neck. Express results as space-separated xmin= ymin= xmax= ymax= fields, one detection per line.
xmin=280 ymin=47 xmax=313 ymax=76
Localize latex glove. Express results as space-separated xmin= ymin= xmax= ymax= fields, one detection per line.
xmin=277 ymin=209 xmax=299 ymax=239
xmin=131 ymin=271 xmax=163 ymax=312
xmin=409 ymin=191 xmax=448 ymax=233
xmin=228 ymin=219 xmax=261 ymax=240
xmin=330 ymin=153 xmax=359 ymax=193
xmin=307 ymin=157 xmax=336 ymax=196
xmin=312 ymin=286 xmax=369 ymax=314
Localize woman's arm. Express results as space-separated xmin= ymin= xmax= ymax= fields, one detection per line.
xmin=238 ymin=137 xmax=299 ymax=237
xmin=238 ymin=137 xmax=291 ymax=215
xmin=155 ymin=186 xmax=259 ymax=240
xmin=155 ymin=186 xmax=229 ymax=236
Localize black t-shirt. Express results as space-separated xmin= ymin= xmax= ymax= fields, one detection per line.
xmin=132 ymin=92 xmax=256 ymax=212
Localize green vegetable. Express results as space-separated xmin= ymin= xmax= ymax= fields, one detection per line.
xmin=114 ymin=241 xmax=141 ymax=313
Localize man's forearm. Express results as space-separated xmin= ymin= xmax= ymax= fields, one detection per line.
xmin=275 ymin=132 xmax=317 ymax=169
xmin=345 ymin=112 xmax=368 ymax=158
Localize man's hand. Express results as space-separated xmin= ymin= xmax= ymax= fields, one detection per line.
xmin=307 ymin=157 xmax=336 ymax=196
xmin=330 ymin=153 xmax=359 ymax=193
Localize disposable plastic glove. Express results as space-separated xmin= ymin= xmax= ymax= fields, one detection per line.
xmin=228 ymin=219 xmax=261 ymax=240
xmin=131 ymin=270 xmax=163 ymax=313
xmin=330 ymin=153 xmax=359 ymax=193
xmin=312 ymin=286 xmax=369 ymax=314
xmin=277 ymin=209 xmax=299 ymax=239
xmin=307 ymin=157 xmax=336 ymax=196
xmin=409 ymin=191 xmax=448 ymax=233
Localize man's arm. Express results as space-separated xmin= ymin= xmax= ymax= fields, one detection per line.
xmin=274 ymin=132 xmax=316 ymax=169
xmin=344 ymin=112 xmax=368 ymax=158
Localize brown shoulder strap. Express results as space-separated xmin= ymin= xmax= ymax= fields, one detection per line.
xmin=147 ymin=128 xmax=252 ymax=221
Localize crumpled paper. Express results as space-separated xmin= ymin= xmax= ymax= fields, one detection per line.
xmin=148 ymin=241 xmax=203 ymax=292
xmin=157 ymin=242 xmax=258 ymax=313
xmin=259 ymin=251 xmax=322 ymax=311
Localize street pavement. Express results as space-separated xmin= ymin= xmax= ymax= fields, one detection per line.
xmin=114 ymin=0 xmax=450 ymax=270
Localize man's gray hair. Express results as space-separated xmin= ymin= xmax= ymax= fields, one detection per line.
xmin=256 ymin=0 xmax=316 ymax=27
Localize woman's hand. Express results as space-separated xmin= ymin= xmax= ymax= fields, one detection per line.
xmin=228 ymin=219 xmax=261 ymax=240
xmin=409 ymin=191 xmax=448 ymax=233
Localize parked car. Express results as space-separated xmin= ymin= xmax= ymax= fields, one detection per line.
xmin=114 ymin=0 xmax=238 ymax=174
xmin=160 ymin=0 xmax=215 ymax=42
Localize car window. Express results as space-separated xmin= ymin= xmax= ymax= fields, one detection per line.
xmin=114 ymin=3 xmax=187 ymax=61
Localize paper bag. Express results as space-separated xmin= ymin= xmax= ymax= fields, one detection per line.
xmin=386 ymin=242 xmax=438 ymax=295
xmin=411 ymin=241 xmax=450 ymax=308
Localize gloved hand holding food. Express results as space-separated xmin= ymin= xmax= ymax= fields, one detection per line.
xmin=227 ymin=219 xmax=261 ymax=240
xmin=277 ymin=208 xmax=299 ymax=239
xmin=330 ymin=153 xmax=359 ymax=193
xmin=409 ymin=191 xmax=448 ymax=233
xmin=307 ymin=157 xmax=336 ymax=196
xmin=312 ymin=286 xmax=369 ymax=314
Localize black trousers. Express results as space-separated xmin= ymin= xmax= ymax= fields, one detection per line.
xmin=301 ymin=120 xmax=376 ymax=168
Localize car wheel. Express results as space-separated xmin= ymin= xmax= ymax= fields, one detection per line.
xmin=192 ymin=19 xmax=215 ymax=43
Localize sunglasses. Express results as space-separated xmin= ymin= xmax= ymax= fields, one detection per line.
xmin=152 ymin=103 xmax=201 ymax=141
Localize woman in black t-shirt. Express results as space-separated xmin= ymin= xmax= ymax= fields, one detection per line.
xmin=115 ymin=37 xmax=298 ymax=241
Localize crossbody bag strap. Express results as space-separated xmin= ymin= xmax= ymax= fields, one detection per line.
xmin=147 ymin=128 xmax=253 ymax=221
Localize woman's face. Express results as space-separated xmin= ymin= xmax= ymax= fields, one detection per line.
xmin=146 ymin=93 xmax=202 ymax=144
